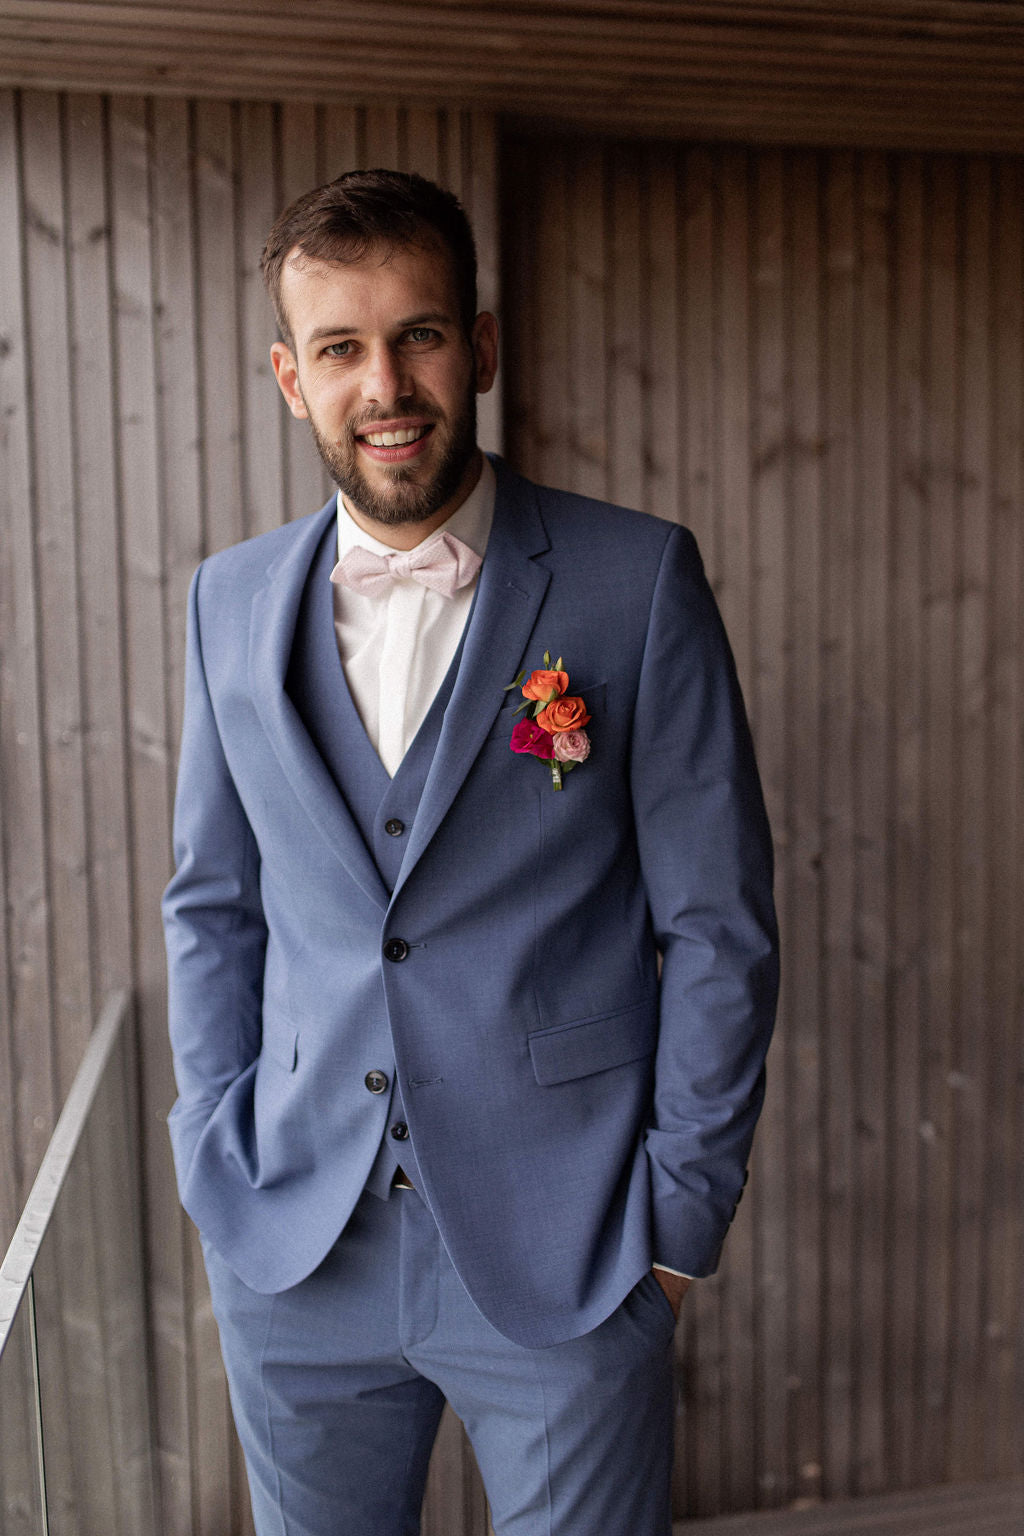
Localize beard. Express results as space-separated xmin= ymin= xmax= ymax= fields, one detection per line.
xmin=304 ymin=384 xmax=479 ymax=529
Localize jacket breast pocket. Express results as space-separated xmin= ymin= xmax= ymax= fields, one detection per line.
xmin=528 ymin=998 xmax=656 ymax=1086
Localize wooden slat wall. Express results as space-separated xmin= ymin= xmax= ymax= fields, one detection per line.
xmin=3 ymin=81 xmax=1022 ymax=1533
xmin=502 ymin=133 xmax=1024 ymax=1516
xmin=0 ymin=89 xmax=499 ymax=1536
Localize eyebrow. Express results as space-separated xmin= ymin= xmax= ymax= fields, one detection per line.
xmin=306 ymin=311 xmax=455 ymax=345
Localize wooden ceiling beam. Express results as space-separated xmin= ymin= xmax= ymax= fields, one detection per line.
xmin=1 ymin=1 xmax=1022 ymax=152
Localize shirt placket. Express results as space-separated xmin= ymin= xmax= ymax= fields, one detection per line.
xmin=377 ymin=580 xmax=427 ymax=776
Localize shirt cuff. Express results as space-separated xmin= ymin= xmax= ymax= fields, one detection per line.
xmin=653 ymin=1263 xmax=695 ymax=1280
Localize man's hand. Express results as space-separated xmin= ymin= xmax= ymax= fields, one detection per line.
xmin=653 ymin=1269 xmax=691 ymax=1320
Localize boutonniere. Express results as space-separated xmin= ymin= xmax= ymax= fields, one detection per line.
xmin=504 ymin=650 xmax=592 ymax=791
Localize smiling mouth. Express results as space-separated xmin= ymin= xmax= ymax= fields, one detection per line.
xmin=357 ymin=424 xmax=432 ymax=448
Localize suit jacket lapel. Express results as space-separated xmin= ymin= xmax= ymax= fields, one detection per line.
xmin=391 ymin=462 xmax=551 ymax=902
xmin=248 ymin=502 xmax=390 ymax=913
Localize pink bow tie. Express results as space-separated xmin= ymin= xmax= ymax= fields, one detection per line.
xmin=330 ymin=531 xmax=482 ymax=600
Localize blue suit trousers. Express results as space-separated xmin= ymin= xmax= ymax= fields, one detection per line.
xmin=203 ymin=1184 xmax=677 ymax=1535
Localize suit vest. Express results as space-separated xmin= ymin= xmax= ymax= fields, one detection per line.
xmin=286 ymin=519 xmax=469 ymax=1198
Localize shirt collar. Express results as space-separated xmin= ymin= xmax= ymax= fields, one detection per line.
xmin=336 ymin=453 xmax=496 ymax=562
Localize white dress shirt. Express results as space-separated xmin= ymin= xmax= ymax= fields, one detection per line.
xmin=332 ymin=455 xmax=496 ymax=776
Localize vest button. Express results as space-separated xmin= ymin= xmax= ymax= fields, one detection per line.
xmin=390 ymin=1122 xmax=409 ymax=1141
xmin=383 ymin=938 xmax=409 ymax=963
xmin=384 ymin=818 xmax=405 ymax=837
xmin=364 ymin=1070 xmax=389 ymax=1095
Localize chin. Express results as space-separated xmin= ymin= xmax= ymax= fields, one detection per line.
xmin=307 ymin=396 xmax=479 ymax=528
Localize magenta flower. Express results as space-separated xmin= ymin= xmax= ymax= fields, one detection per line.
xmin=510 ymin=718 xmax=555 ymax=760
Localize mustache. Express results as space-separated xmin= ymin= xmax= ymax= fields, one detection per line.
xmin=347 ymin=404 xmax=437 ymax=434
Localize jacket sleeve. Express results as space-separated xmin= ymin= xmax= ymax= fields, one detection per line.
xmin=161 ymin=562 xmax=268 ymax=1192
xmin=631 ymin=523 xmax=779 ymax=1277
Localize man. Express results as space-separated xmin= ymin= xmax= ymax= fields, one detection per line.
xmin=163 ymin=169 xmax=778 ymax=1536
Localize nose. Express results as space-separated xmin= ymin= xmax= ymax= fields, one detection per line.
xmin=361 ymin=342 xmax=412 ymax=408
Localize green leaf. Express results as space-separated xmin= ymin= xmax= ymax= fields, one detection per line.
xmin=503 ymin=669 xmax=526 ymax=692
xmin=555 ymin=656 xmax=563 ymax=672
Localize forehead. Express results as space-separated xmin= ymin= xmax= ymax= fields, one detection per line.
xmin=281 ymin=238 xmax=461 ymax=343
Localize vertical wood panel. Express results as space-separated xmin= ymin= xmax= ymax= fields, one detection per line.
xmin=716 ymin=143 xmax=758 ymax=1519
xmin=786 ymin=146 xmax=825 ymax=1511
xmin=888 ymin=151 xmax=927 ymax=1491
xmin=238 ymin=102 xmax=287 ymax=543
xmin=364 ymin=104 xmax=402 ymax=169
xmin=920 ymin=153 xmax=959 ymax=1491
xmin=147 ymin=91 xmax=209 ymax=1536
xmin=647 ymin=147 xmax=681 ymax=534
xmin=717 ymin=148 xmax=754 ymax=694
xmin=107 ymin=89 xmax=188 ymax=1533
xmin=188 ymin=118 xmax=239 ymax=1532
xmin=502 ymin=130 xmax=1024 ymax=1519
xmin=681 ymin=147 xmax=717 ymax=577
xmin=986 ymin=156 xmax=1023 ymax=1479
xmin=22 ymin=92 xmax=94 ymax=1098
xmin=751 ymin=145 xmax=788 ymax=1504
xmin=608 ymin=143 xmax=645 ymax=510
xmin=821 ymin=148 xmax=858 ymax=1500
xmin=322 ymin=103 xmax=361 ymax=184
xmin=949 ymin=153 xmax=992 ymax=1482
xmin=853 ymin=147 xmax=890 ymax=1497
xmin=0 ymin=85 xmax=69 ymax=1524
xmin=195 ymin=100 xmax=246 ymax=554
xmin=0 ymin=89 xmax=57 ymax=1215
xmin=567 ymin=143 xmax=607 ymax=500
xmin=67 ymin=91 xmax=154 ymax=1532
xmin=279 ymin=101 xmax=327 ymax=522
xmin=0 ymin=91 xmax=23 ymax=1244
xmin=66 ymin=92 xmax=133 ymax=1028
xmin=460 ymin=112 xmax=502 ymax=455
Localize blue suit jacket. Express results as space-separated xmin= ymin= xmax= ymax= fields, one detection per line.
xmin=162 ymin=457 xmax=778 ymax=1347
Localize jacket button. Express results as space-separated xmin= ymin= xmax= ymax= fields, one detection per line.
xmin=390 ymin=1122 xmax=409 ymax=1141
xmin=384 ymin=818 xmax=405 ymax=837
xmin=383 ymin=938 xmax=409 ymax=962
xmin=365 ymin=1070 xmax=389 ymax=1094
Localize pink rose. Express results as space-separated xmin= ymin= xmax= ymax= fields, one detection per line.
xmin=552 ymin=729 xmax=590 ymax=763
xmin=510 ymin=718 xmax=555 ymax=760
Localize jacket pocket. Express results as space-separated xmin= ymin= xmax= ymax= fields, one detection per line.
xmin=528 ymin=998 xmax=656 ymax=1086
xmin=260 ymin=1024 xmax=298 ymax=1073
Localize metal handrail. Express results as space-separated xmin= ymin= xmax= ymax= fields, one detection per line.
xmin=0 ymin=988 xmax=132 ymax=1531
xmin=0 ymin=988 xmax=132 ymax=1354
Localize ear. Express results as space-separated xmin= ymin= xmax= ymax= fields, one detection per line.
xmin=271 ymin=342 xmax=308 ymax=419
xmin=471 ymin=312 xmax=499 ymax=396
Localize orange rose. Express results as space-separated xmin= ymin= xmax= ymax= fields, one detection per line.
xmin=536 ymin=695 xmax=591 ymax=734
xmin=522 ymin=668 xmax=568 ymax=702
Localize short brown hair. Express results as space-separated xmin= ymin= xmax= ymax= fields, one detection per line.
xmin=260 ymin=168 xmax=479 ymax=347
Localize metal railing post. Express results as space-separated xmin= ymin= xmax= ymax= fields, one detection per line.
xmin=26 ymin=1273 xmax=50 ymax=1536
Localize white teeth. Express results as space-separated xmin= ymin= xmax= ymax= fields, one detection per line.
xmin=363 ymin=426 xmax=427 ymax=447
